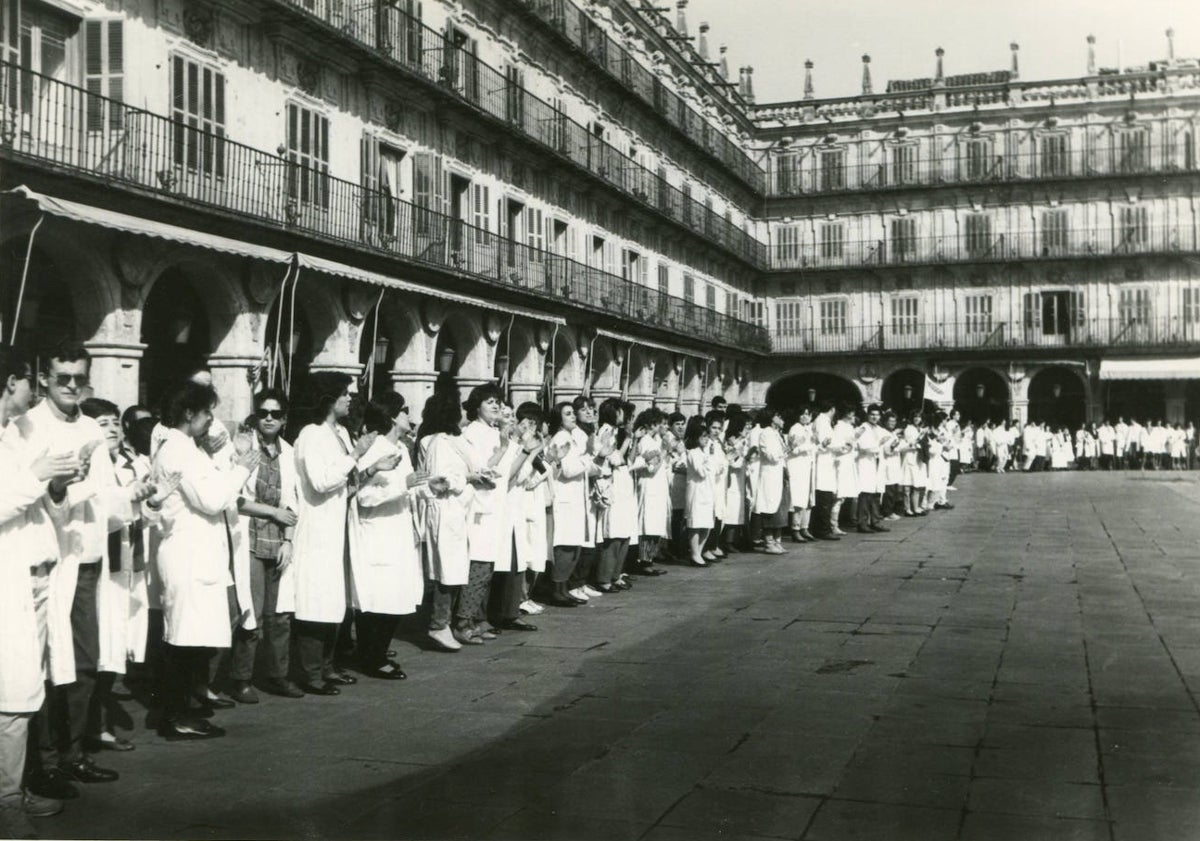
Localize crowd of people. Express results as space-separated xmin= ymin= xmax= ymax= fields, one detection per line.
xmin=936 ymin=417 xmax=1197 ymax=473
xmin=22 ymin=341 xmax=1158 ymax=839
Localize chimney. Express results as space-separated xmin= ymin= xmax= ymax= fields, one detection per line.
xmin=698 ymin=22 xmax=709 ymax=61
xmin=1087 ymin=34 xmax=1096 ymax=74
xmin=861 ymin=54 xmax=873 ymax=95
xmin=719 ymin=45 xmax=729 ymax=81
xmin=745 ymin=65 xmax=755 ymax=104
xmin=804 ymin=59 xmax=814 ymax=100
xmin=935 ymin=47 xmax=945 ymax=84
xmin=675 ymin=0 xmax=688 ymax=38
xmin=1167 ymin=27 xmax=1175 ymax=61
xmin=1010 ymin=42 xmax=1019 ymax=79
xmin=738 ymin=66 xmax=748 ymax=97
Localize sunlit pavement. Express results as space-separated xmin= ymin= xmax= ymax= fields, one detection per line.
xmin=45 ymin=471 xmax=1200 ymax=841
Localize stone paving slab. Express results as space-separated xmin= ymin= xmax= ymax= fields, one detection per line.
xmin=37 ymin=471 xmax=1200 ymax=840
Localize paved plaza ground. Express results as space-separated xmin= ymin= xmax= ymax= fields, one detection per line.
xmin=44 ymin=471 xmax=1200 ymax=841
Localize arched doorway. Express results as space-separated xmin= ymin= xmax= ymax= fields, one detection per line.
xmin=1028 ymin=366 xmax=1086 ymax=430
xmin=881 ymin=368 xmax=937 ymax=418
xmin=140 ymin=269 xmax=211 ymax=411
xmin=952 ymin=367 xmax=1010 ymax=425
xmin=766 ymin=371 xmax=862 ymax=411
xmin=1 ymin=242 xmax=76 ymax=361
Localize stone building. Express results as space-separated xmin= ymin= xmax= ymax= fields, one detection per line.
xmin=1 ymin=0 xmax=1197 ymax=428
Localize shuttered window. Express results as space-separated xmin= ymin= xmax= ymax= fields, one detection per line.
xmin=1040 ymin=134 xmax=1069 ymax=177
xmin=172 ymin=55 xmax=225 ymax=178
xmin=964 ymin=294 xmax=993 ymax=333
xmin=891 ymin=217 xmax=916 ymax=261
xmin=890 ymin=296 xmax=919 ymax=335
xmin=775 ymin=300 xmax=804 ymax=335
xmin=819 ymin=299 xmax=847 ymax=335
xmin=818 ymin=150 xmax=844 ymax=191
xmin=964 ymin=214 xmax=992 ymax=257
xmin=819 ymin=222 xmax=844 ymax=259
xmin=1041 ymin=210 xmax=1070 ymax=256
xmin=84 ymin=19 xmax=122 ymax=131
xmin=286 ymin=102 xmax=328 ymax=208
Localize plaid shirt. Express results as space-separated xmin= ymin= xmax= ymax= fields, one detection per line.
xmin=249 ymin=441 xmax=285 ymax=560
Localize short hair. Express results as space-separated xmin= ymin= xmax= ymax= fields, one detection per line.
xmin=597 ymin=397 xmax=624 ymax=429
xmin=836 ymin=402 xmax=858 ymax=419
xmin=0 ymin=346 xmax=33 ymax=385
xmin=882 ymin=409 xmax=898 ymax=424
xmin=308 ymin=372 xmax=353 ymax=420
xmin=632 ymin=407 xmax=662 ymax=433
xmin=362 ymin=399 xmax=399 ymax=435
xmin=667 ymin=411 xmax=685 ymax=425
xmin=571 ymin=394 xmax=595 ymax=413
xmin=253 ymin=388 xmax=290 ymax=414
xmin=711 ymin=396 xmax=727 ymax=408
xmin=548 ymin=401 xmax=574 ymax=436
xmin=45 ymin=340 xmax=90 ymax=369
xmin=866 ymin=403 xmax=883 ymax=415
xmin=161 ymin=381 xmax=218 ymax=429
xmin=129 ymin=416 xmax=158 ymax=457
xmin=755 ymin=406 xmax=777 ymax=428
xmin=683 ymin=416 xmax=707 ymax=449
xmin=121 ymin=404 xmax=151 ymax=431
xmin=516 ymin=401 xmax=544 ymax=425
xmin=463 ymin=382 xmax=504 ymax=421
xmin=816 ymin=399 xmax=836 ymax=414
xmin=80 ymin=397 xmax=119 ymax=420
xmin=704 ymin=410 xmax=726 ymax=427
xmin=374 ymin=390 xmax=406 ymax=419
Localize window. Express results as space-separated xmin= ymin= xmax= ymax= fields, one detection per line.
xmin=775 ymin=300 xmax=804 ymax=335
xmin=683 ymin=274 xmax=695 ymax=303
xmin=622 ymin=249 xmax=639 ymax=282
xmin=891 ymin=143 xmax=917 ymax=185
xmin=1040 ymin=134 xmax=1069 ymax=177
xmin=1023 ymin=292 xmax=1041 ymax=330
xmin=964 ymin=294 xmax=993 ymax=333
xmin=286 ymin=103 xmax=328 ymax=208
xmin=819 ymin=298 xmax=847 ymax=335
xmin=1119 ymin=288 xmax=1151 ymax=324
xmin=964 ymin=214 xmax=992 ymax=258
xmin=444 ymin=27 xmax=478 ymax=101
xmin=411 ymin=151 xmax=444 ymax=235
xmin=819 ymin=222 xmax=844 ymax=260
xmin=775 ymin=151 xmax=801 ymax=194
xmin=1118 ymin=205 xmax=1149 ymax=251
xmin=469 ymin=184 xmax=489 ymax=243
xmin=15 ymin=4 xmax=73 ymax=122
xmin=776 ymin=225 xmax=801 ymax=266
xmin=1041 ymin=210 xmax=1070 ymax=256
xmin=657 ymin=263 xmax=669 ymax=295
xmin=746 ymin=300 xmax=766 ymax=327
xmin=726 ymin=290 xmax=740 ymax=319
xmin=962 ymin=137 xmax=992 ymax=181
xmin=85 ymin=20 xmax=123 ymax=131
xmin=505 ymin=65 xmax=524 ymax=126
xmin=525 ymin=206 xmax=544 ymax=256
xmin=890 ymin=296 xmax=919 ymax=336
xmin=1117 ymin=129 xmax=1149 ymax=173
xmin=818 ymin=150 xmax=845 ymax=191
xmin=890 ymin=217 xmax=916 ymax=262
xmin=705 ymin=284 xmax=716 ymax=312
xmin=173 ymin=56 xmax=226 ymax=179
xmin=1183 ymin=287 xmax=1200 ymax=325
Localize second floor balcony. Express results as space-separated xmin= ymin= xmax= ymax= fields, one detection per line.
xmin=771 ymin=315 xmax=1200 ymax=356
xmin=0 ymin=61 xmax=768 ymax=354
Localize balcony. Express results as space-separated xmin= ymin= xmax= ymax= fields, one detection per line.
xmin=769 ymin=226 xmax=1198 ymax=272
xmin=767 ymin=140 xmax=1200 ymax=198
xmin=0 ymin=62 xmax=768 ymax=354
xmin=770 ymin=316 xmax=1200 ymax=356
xmin=267 ymin=0 xmax=766 ymax=267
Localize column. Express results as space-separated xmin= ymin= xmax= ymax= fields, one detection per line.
xmin=391 ymin=370 xmax=438 ymax=416
xmin=1011 ymin=399 xmax=1029 ymax=425
xmin=207 ymin=353 xmax=262 ymax=431
xmin=509 ymin=381 xmax=542 ymax=409
xmin=83 ymin=341 xmax=145 ymax=411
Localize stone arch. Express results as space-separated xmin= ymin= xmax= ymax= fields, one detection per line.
xmin=765 ymin=370 xmax=863 ymax=409
xmin=1028 ymin=365 xmax=1089 ymax=430
xmin=436 ymin=307 xmax=489 ymax=384
xmin=650 ymin=350 xmax=678 ymax=408
xmin=952 ymin=366 xmax=1010 ymax=425
xmin=881 ymin=367 xmax=937 ymax=418
xmin=588 ymin=338 xmax=623 ymax=398
xmin=1 ymin=236 xmax=77 ymax=353
xmin=552 ymin=327 xmax=584 ymax=401
xmin=501 ymin=320 xmax=545 ymax=407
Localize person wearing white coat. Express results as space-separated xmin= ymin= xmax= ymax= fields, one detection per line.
xmin=511 ymin=402 xmax=550 ymax=611
xmin=702 ymin=412 xmax=730 ymax=561
xmin=719 ymin=418 xmax=749 ymax=551
xmin=810 ymin=401 xmax=840 ymax=540
xmin=752 ymin=408 xmax=787 ymax=554
xmin=290 ymin=373 xmax=377 ymax=695
xmin=229 ymin=389 xmax=301 ymax=702
xmin=683 ymin=417 xmax=716 ymax=564
xmin=151 ymin=381 xmax=258 ymax=739
xmin=0 ymin=346 xmax=81 ymax=833
xmin=854 ymin=405 xmax=889 ymax=533
xmin=349 ymin=394 xmax=424 ymax=679
xmin=831 ymin=405 xmax=859 ymax=534
xmin=592 ymin=398 xmax=634 ymax=592
xmin=785 ymin=407 xmax=816 ymax=542
xmin=631 ymin=409 xmax=670 ymax=576
xmin=546 ymin=401 xmax=600 ymax=606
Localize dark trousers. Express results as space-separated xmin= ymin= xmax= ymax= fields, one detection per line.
xmin=569 ymin=547 xmax=598 ymax=589
xmin=812 ymin=490 xmax=837 ymax=537
xmin=37 ymin=562 xmax=100 ymax=767
xmin=551 ymin=545 xmax=581 ymax=584
xmin=857 ymin=492 xmax=882 ymax=530
xmin=880 ymin=484 xmax=900 ymax=517
xmin=457 ymin=561 xmax=494 ymax=628
xmin=596 ymin=538 xmax=629 ymax=584
xmin=488 ymin=539 xmax=525 ymax=625
xmin=230 ymin=554 xmax=290 ymax=682
xmin=355 ymin=612 xmax=400 ymax=670
xmin=160 ymin=644 xmax=214 ymax=721
xmin=670 ymin=509 xmax=685 ymax=555
xmin=948 ymin=460 xmax=961 ymax=487
xmin=294 ymin=620 xmax=339 ymax=685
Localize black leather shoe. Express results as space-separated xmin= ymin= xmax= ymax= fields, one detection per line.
xmin=26 ymin=768 xmax=78 ymax=800
xmin=630 ymin=565 xmax=668 ymax=576
xmin=366 ymin=662 xmax=407 ymax=680
xmin=870 ymin=525 xmax=891 ymax=533
xmin=545 ymin=594 xmax=579 ymax=608
xmin=324 ymin=671 xmax=358 ymax=686
xmin=300 ymin=681 xmax=341 ymax=696
xmin=230 ymin=683 xmax=260 ymax=704
xmin=263 ymin=678 xmax=305 ymax=698
xmin=813 ymin=533 xmax=841 ymax=541
xmin=159 ymin=718 xmax=226 ymax=741
xmin=60 ymin=758 xmax=119 ymax=783
xmin=194 ymin=691 xmax=235 ymax=710
xmin=501 ymin=619 xmax=539 ymax=632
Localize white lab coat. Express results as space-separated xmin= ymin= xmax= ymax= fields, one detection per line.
xmin=685 ymin=446 xmax=715 ymax=528
xmin=813 ymin=413 xmax=837 ymax=493
xmin=419 ymin=433 xmax=474 ymax=586
xmin=512 ymin=459 xmax=548 ymax=572
xmin=634 ymin=433 xmax=670 ymax=537
xmin=550 ymin=428 xmax=590 ymax=547
xmin=833 ymin=420 xmax=859 ymax=498
xmin=786 ymin=422 xmax=815 ymax=510
xmin=602 ymin=434 xmax=638 ymax=542
xmin=152 ymin=429 xmax=249 ymax=647
xmin=348 ymin=436 xmax=423 ymax=615
xmin=855 ymin=424 xmax=883 ymax=495
xmin=242 ymin=439 xmax=300 ymax=613
xmin=708 ymin=440 xmax=729 ymax=524
xmin=292 ymin=422 xmax=355 ymax=624
xmin=0 ymin=421 xmax=73 ymax=712
xmin=753 ymin=426 xmax=785 ymax=515
xmin=99 ymin=449 xmax=152 ymax=673
xmin=723 ymin=439 xmax=747 ymax=527
xmin=900 ymin=424 xmax=923 ymax=486
xmin=462 ymin=420 xmax=509 ymax=566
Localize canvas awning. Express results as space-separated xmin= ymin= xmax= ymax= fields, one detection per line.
xmin=1098 ymin=358 xmax=1200 ymax=380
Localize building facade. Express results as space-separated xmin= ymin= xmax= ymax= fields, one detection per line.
xmin=1 ymin=0 xmax=1197 ymax=428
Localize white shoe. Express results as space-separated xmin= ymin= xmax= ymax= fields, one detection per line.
xmin=427 ymin=627 xmax=462 ymax=651
xmin=519 ymin=600 xmax=544 ymax=615
xmin=832 ymin=528 xmax=846 ymax=536
xmin=568 ymin=587 xmax=590 ymax=602
xmin=946 ymin=485 xmax=957 ymax=491
xmin=582 ymin=585 xmax=604 ymax=597
xmin=885 ymin=514 xmax=901 ymax=521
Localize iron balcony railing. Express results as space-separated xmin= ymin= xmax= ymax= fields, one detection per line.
xmin=269 ymin=0 xmax=767 ymax=267
xmin=0 ymin=62 xmax=768 ymax=353
xmin=769 ymin=226 xmax=1198 ymax=271
xmin=514 ymin=0 xmax=762 ymax=192
xmin=768 ymin=139 xmax=1200 ymax=198
xmin=770 ymin=316 xmax=1200 ymax=355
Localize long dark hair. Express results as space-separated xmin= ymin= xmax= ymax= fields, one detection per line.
xmin=548 ymin=401 xmax=574 ymax=437
xmin=416 ymin=388 xmax=462 ymax=442
xmin=683 ymin=416 xmax=707 ymax=450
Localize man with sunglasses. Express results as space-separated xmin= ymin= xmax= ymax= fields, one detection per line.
xmin=230 ymin=390 xmax=302 ymax=701
xmin=22 ymin=342 xmax=123 ymax=799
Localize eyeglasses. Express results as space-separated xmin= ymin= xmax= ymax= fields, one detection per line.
xmin=256 ymin=409 xmax=286 ymax=420
xmin=51 ymin=374 xmax=89 ymax=388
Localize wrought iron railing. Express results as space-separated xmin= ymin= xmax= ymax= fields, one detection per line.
xmin=770 ymin=316 xmax=1200 ymax=355
xmin=269 ymin=0 xmax=767 ymax=266
xmin=767 ymin=138 xmax=1200 ymax=197
xmin=0 ymin=62 xmax=768 ymax=353
xmin=769 ymin=225 xmax=1198 ymax=271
